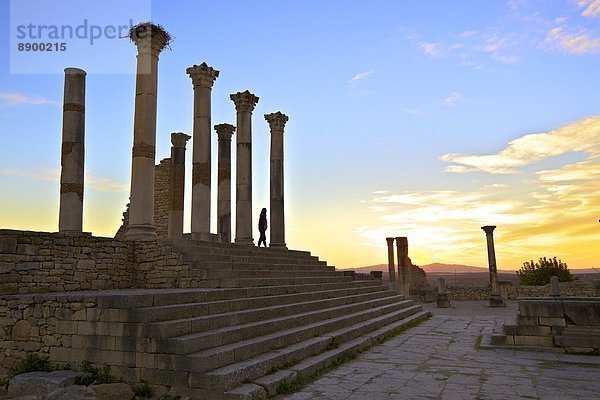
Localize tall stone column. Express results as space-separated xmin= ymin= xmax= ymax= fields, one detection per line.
xmin=59 ymin=67 xmax=86 ymax=233
xmin=386 ymin=237 xmax=397 ymax=291
xmin=186 ymin=62 xmax=219 ymax=240
xmin=395 ymin=237 xmax=410 ymax=297
xmin=168 ymin=132 xmax=191 ymax=239
xmin=125 ymin=23 xmax=170 ymax=241
xmin=265 ymin=111 xmax=288 ymax=248
xmin=230 ymin=90 xmax=259 ymax=245
xmin=215 ymin=123 xmax=236 ymax=243
xmin=482 ymin=225 xmax=504 ymax=307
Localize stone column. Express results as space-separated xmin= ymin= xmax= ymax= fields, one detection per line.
xmin=215 ymin=123 xmax=236 ymax=243
xmin=59 ymin=67 xmax=86 ymax=233
xmin=481 ymin=225 xmax=504 ymax=307
xmin=187 ymin=62 xmax=219 ymax=240
xmin=125 ymin=23 xmax=170 ymax=241
xmin=395 ymin=237 xmax=410 ymax=297
xmin=167 ymin=132 xmax=191 ymax=238
xmin=386 ymin=237 xmax=397 ymax=291
xmin=436 ymin=278 xmax=451 ymax=308
xmin=265 ymin=112 xmax=288 ymax=248
xmin=230 ymin=90 xmax=259 ymax=245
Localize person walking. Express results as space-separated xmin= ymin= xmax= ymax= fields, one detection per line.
xmin=258 ymin=208 xmax=268 ymax=247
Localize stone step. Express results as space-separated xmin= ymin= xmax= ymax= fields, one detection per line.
xmin=189 ymin=305 xmax=425 ymax=392
xmin=205 ymin=275 xmax=354 ymax=289
xmin=200 ymin=269 xmax=341 ymax=279
xmin=156 ymin=295 xmax=408 ymax=353
xmin=180 ymin=300 xmax=418 ymax=374
xmin=243 ymin=310 xmax=432 ymax=399
xmin=182 ymin=252 xmax=322 ymax=265
xmin=188 ymin=260 xmax=331 ymax=271
xmin=133 ymin=285 xmax=389 ymax=323
xmin=168 ymin=239 xmax=314 ymax=257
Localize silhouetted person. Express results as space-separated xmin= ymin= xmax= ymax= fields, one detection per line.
xmin=258 ymin=208 xmax=268 ymax=247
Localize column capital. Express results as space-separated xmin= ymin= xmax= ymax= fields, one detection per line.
xmin=129 ymin=23 xmax=171 ymax=54
xmin=264 ymin=111 xmax=289 ymax=131
xmin=215 ymin=123 xmax=236 ymax=141
xmin=171 ymin=132 xmax=191 ymax=148
xmin=395 ymin=237 xmax=408 ymax=246
xmin=386 ymin=237 xmax=395 ymax=245
xmin=186 ymin=62 xmax=220 ymax=88
xmin=230 ymin=90 xmax=259 ymax=112
xmin=481 ymin=225 xmax=496 ymax=235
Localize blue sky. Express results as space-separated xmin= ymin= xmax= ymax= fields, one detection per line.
xmin=1 ymin=0 xmax=600 ymax=269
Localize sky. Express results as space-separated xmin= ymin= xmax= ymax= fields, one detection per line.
xmin=1 ymin=0 xmax=599 ymax=270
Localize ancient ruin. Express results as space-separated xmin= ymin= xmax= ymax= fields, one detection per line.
xmin=481 ymin=225 xmax=504 ymax=307
xmin=0 ymin=22 xmax=431 ymax=400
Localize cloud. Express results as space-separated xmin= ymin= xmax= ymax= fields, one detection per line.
xmin=420 ymin=42 xmax=441 ymax=56
xmin=578 ymin=0 xmax=600 ymax=17
xmin=546 ymin=27 xmax=600 ymax=54
xmin=442 ymin=115 xmax=600 ymax=174
xmin=0 ymin=92 xmax=60 ymax=107
xmin=350 ymin=69 xmax=376 ymax=82
xmin=0 ymin=167 xmax=127 ymax=193
xmin=443 ymin=92 xmax=464 ymax=106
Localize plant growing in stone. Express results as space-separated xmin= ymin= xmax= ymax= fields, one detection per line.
xmin=0 ymin=353 xmax=57 ymax=388
xmin=518 ymin=256 xmax=573 ymax=286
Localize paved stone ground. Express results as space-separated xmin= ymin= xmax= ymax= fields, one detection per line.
xmin=277 ymin=300 xmax=600 ymax=400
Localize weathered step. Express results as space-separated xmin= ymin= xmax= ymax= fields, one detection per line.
xmin=206 ymin=275 xmax=354 ymax=288
xmin=189 ymin=304 xmax=425 ymax=391
xmin=157 ymin=295 xmax=409 ymax=354
xmin=188 ymin=260 xmax=331 ymax=271
xmin=200 ymin=269 xmax=341 ymax=280
xmin=133 ymin=285 xmax=389 ymax=322
xmin=244 ymin=310 xmax=432 ymax=399
xmin=181 ymin=301 xmax=418 ymax=374
xmin=183 ymin=252 xmax=323 ymax=265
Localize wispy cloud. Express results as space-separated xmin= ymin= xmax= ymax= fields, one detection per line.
xmin=578 ymin=0 xmax=600 ymax=17
xmin=546 ymin=27 xmax=600 ymax=54
xmin=350 ymin=69 xmax=376 ymax=82
xmin=420 ymin=42 xmax=441 ymax=56
xmin=442 ymin=115 xmax=600 ymax=174
xmin=443 ymin=92 xmax=465 ymax=106
xmin=0 ymin=92 xmax=60 ymax=107
xmin=0 ymin=167 xmax=128 ymax=193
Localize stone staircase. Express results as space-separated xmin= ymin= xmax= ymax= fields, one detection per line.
xmin=49 ymin=239 xmax=430 ymax=399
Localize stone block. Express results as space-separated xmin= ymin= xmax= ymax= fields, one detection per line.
xmin=16 ymin=244 xmax=39 ymax=256
xmin=140 ymin=368 xmax=189 ymax=387
xmin=8 ymin=370 xmax=87 ymax=397
xmin=516 ymin=315 xmax=539 ymax=326
xmin=518 ymin=300 xmax=564 ymax=318
xmin=0 ymin=282 xmax=19 ymax=295
xmin=0 ymin=235 xmax=17 ymax=253
xmin=563 ymin=300 xmax=600 ymax=326
xmin=11 ymin=320 xmax=31 ymax=340
xmin=91 ymin=382 xmax=134 ymax=400
xmin=55 ymin=321 xmax=77 ymax=335
xmin=538 ymin=317 xmax=566 ymax=327
xmin=45 ymin=385 xmax=96 ymax=400
xmin=514 ymin=335 xmax=554 ymax=347
xmin=504 ymin=325 xmax=551 ymax=336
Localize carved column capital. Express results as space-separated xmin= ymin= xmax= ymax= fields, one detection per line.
xmin=264 ymin=111 xmax=288 ymax=131
xmin=171 ymin=132 xmax=191 ymax=149
xmin=129 ymin=23 xmax=171 ymax=55
xmin=214 ymin=123 xmax=236 ymax=141
xmin=186 ymin=62 xmax=220 ymax=88
xmin=230 ymin=90 xmax=259 ymax=112
xmin=481 ymin=225 xmax=496 ymax=235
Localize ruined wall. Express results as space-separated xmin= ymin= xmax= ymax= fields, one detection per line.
xmin=0 ymin=230 xmax=134 ymax=295
xmin=154 ymin=158 xmax=171 ymax=238
xmin=0 ymin=230 xmax=197 ymax=296
xmin=446 ymin=280 xmax=597 ymax=300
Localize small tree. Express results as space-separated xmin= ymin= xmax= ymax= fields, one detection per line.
xmin=517 ymin=256 xmax=572 ymax=286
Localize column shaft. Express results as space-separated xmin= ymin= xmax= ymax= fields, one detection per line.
xmin=230 ymin=91 xmax=259 ymax=245
xmin=386 ymin=238 xmax=397 ymax=291
xmin=265 ymin=112 xmax=288 ymax=248
xmin=215 ymin=124 xmax=235 ymax=243
xmin=395 ymin=237 xmax=410 ymax=297
xmin=482 ymin=225 xmax=504 ymax=307
xmin=59 ymin=67 xmax=86 ymax=233
xmin=125 ymin=24 xmax=170 ymax=241
xmin=168 ymin=133 xmax=191 ymax=238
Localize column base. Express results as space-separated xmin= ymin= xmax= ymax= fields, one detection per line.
xmin=489 ymin=293 xmax=505 ymax=307
xmin=269 ymin=242 xmax=287 ymax=249
xmin=436 ymin=294 xmax=451 ymax=308
xmin=125 ymin=224 xmax=157 ymax=241
xmin=235 ymin=237 xmax=255 ymax=246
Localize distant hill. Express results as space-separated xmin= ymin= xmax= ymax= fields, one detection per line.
xmin=351 ymin=262 xmax=515 ymax=274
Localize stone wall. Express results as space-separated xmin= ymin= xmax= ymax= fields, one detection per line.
xmin=0 ymin=230 xmax=134 ymax=295
xmin=0 ymin=230 xmax=195 ymax=296
xmin=154 ymin=158 xmax=171 ymax=238
xmin=446 ymin=280 xmax=597 ymax=300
